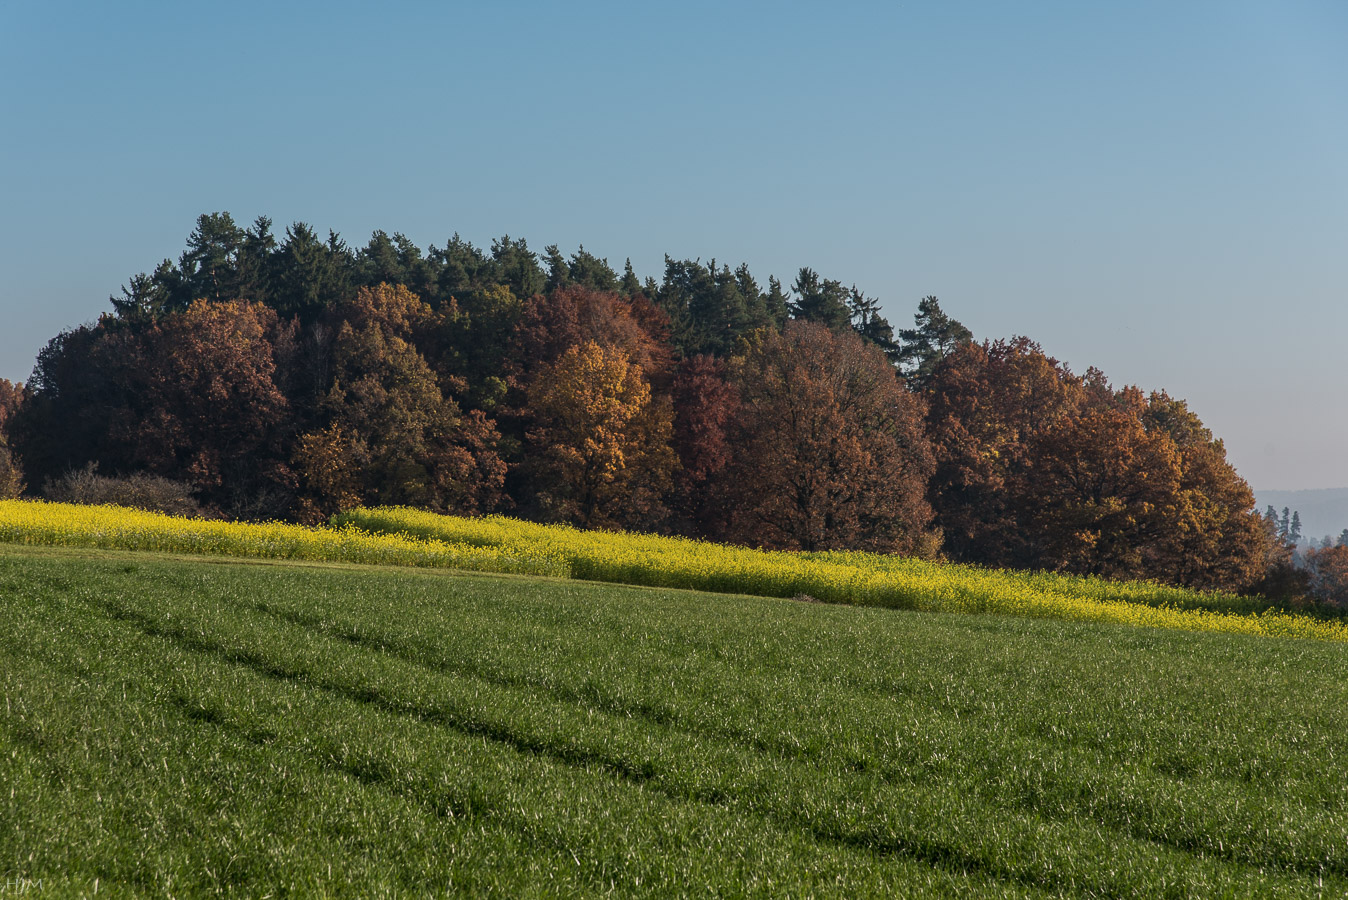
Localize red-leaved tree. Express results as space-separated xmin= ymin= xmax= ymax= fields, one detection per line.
xmin=124 ymin=299 xmax=292 ymax=508
xmin=671 ymin=355 xmax=740 ymax=532
xmin=719 ymin=321 xmax=935 ymax=554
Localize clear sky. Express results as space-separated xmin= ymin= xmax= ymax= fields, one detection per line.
xmin=2 ymin=0 xmax=1344 ymax=490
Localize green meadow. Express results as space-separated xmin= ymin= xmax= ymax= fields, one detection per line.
xmin=2 ymin=546 xmax=1346 ymax=897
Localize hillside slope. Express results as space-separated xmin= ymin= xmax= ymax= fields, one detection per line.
xmin=2 ymin=547 xmax=1346 ymax=897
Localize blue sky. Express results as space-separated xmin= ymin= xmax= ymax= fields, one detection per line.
xmin=2 ymin=1 xmax=1345 ymax=490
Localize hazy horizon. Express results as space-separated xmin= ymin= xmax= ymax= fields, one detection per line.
xmin=3 ymin=1 xmax=1345 ymax=491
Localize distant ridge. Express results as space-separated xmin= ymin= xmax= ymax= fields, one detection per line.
xmin=1254 ymin=488 xmax=1348 ymax=546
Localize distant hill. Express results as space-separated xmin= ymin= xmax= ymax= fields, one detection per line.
xmin=1254 ymin=488 xmax=1348 ymax=546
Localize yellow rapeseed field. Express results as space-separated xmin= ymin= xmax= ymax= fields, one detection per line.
xmin=0 ymin=500 xmax=568 ymax=577
xmin=1 ymin=499 xmax=1341 ymax=643
xmin=337 ymin=506 xmax=1348 ymax=644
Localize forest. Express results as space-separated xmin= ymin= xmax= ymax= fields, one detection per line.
xmin=0 ymin=212 xmax=1340 ymax=603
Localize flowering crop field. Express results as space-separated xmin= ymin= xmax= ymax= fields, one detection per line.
xmin=1 ymin=499 xmax=1342 ymax=643
xmin=3 ymin=550 xmax=1346 ymax=896
xmin=0 ymin=500 xmax=567 ymax=578
xmin=336 ymin=506 xmax=1348 ymax=644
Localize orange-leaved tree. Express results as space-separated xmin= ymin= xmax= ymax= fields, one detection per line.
xmin=720 ymin=321 xmax=936 ymax=554
xmin=924 ymin=337 xmax=1082 ymax=568
xmin=1138 ymin=391 xmax=1269 ymax=591
xmin=925 ymin=339 xmax=1269 ymax=590
xmin=508 ymin=285 xmax=674 ymax=391
xmin=524 ymin=340 xmax=675 ymax=529
xmin=1022 ymin=391 xmax=1183 ymax=579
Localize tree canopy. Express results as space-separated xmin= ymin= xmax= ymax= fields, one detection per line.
xmin=3 ymin=211 xmax=1287 ymax=600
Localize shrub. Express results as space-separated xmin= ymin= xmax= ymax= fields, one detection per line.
xmin=43 ymin=464 xmax=206 ymax=518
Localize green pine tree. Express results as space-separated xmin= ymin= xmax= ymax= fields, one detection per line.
xmin=896 ymin=295 xmax=973 ymax=388
xmin=789 ymin=268 xmax=852 ymax=332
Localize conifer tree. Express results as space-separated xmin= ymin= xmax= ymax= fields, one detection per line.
xmin=543 ymin=245 xmax=570 ymax=292
xmin=270 ymin=223 xmax=355 ymax=321
xmin=896 ymin=296 xmax=972 ymax=388
xmin=789 ymin=268 xmax=852 ymax=332
xmin=567 ymin=246 xmax=619 ymax=292
xmin=490 ymin=236 xmax=546 ymax=300
xmin=620 ymin=259 xmax=643 ymax=297
xmin=763 ymin=276 xmax=790 ymax=328
xmin=847 ymin=286 xmax=900 ymax=364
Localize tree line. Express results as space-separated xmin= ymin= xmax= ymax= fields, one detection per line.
xmin=0 ymin=212 xmax=1320 ymax=602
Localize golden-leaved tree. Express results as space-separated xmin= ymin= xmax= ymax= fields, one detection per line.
xmin=524 ymin=340 xmax=674 ymax=529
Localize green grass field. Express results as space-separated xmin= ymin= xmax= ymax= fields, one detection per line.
xmin=3 ymin=545 xmax=1347 ymax=897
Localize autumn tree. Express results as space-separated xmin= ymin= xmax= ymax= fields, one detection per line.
xmin=508 ymin=285 xmax=675 ymax=391
xmin=0 ymin=379 xmax=23 ymax=444
xmin=1305 ymin=545 xmax=1348 ymax=608
xmin=719 ymin=321 xmax=935 ymax=554
xmin=523 ymin=340 xmax=675 ymax=529
xmin=670 ymin=355 xmax=740 ymax=532
xmin=924 ymin=338 xmax=1082 ymax=568
xmin=13 ymin=300 xmax=296 ymax=514
xmin=925 ymin=339 xmax=1269 ymax=589
xmin=503 ymin=285 xmax=678 ymax=519
xmin=293 ymin=284 xmax=506 ymax=520
xmin=0 ymin=449 xmax=23 ymax=499
xmin=126 ymin=299 xmax=294 ymax=511
xmin=290 ymin=424 xmax=364 ymax=517
xmin=1022 ymin=392 xmax=1184 ymax=579
xmin=1138 ymin=392 xmax=1269 ymax=590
